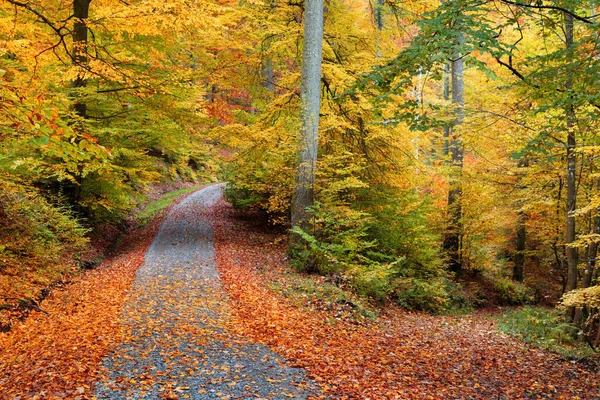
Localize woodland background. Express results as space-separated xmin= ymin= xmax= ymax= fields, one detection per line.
xmin=1 ymin=0 xmax=600 ymax=354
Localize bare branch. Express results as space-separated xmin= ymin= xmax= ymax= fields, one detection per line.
xmin=498 ymin=0 xmax=596 ymax=24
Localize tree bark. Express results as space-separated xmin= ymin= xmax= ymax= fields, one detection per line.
xmin=573 ymin=181 xmax=600 ymax=325
xmin=564 ymin=12 xmax=578 ymax=320
xmin=374 ymin=0 xmax=384 ymax=31
xmin=513 ymin=212 xmax=526 ymax=282
xmin=563 ymin=11 xmax=579 ymax=324
xmin=442 ymin=63 xmax=450 ymax=157
xmin=72 ymin=0 xmax=91 ymax=118
xmin=261 ymin=59 xmax=274 ymax=92
xmin=289 ymin=0 xmax=324 ymax=247
xmin=443 ymin=32 xmax=465 ymax=273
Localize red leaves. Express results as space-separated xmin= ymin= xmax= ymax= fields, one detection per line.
xmin=213 ymin=200 xmax=599 ymax=399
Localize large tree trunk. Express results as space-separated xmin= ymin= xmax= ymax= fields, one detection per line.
xmin=289 ymin=0 xmax=324 ymax=248
xmin=443 ymin=32 xmax=465 ymax=273
xmin=70 ymin=0 xmax=91 ymax=204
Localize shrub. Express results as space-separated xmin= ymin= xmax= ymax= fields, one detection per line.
xmin=0 ymin=179 xmax=89 ymax=329
xmin=495 ymin=306 xmax=595 ymax=359
xmin=494 ymin=277 xmax=535 ymax=305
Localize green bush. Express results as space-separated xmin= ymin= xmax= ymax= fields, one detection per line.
xmin=394 ymin=276 xmax=449 ymax=313
xmin=0 ymin=179 xmax=89 ymax=317
xmin=495 ymin=306 xmax=595 ymax=359
xmin=224 ymin=184 xmax=263 ymax=210
xmin=0 ymin=181 xmax=89 ymax=265
xmin=291 ymin=182 xmax=449 ymax=312
xmin=494 ymin=277 xmax=535 ymax=305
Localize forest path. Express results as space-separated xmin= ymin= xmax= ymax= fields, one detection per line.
xmin=95 ymin=184 xmax=321 ymax=399
xmin=212 ymin=199 xmax=600 ymax=399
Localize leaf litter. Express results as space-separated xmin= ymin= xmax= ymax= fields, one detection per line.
xmin=213 ymin=197 xmax=600 ymax=400
xmin=1 ymin=186 xmax=598 ymax=399
xmin=94 ymin=185 xmax=320 ymax=399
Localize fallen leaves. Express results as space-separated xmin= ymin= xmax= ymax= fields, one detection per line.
xmin=94 ymin=186 xmax=321 ymax=399
xmin=2 ymin=190 xmax=598 ymax=399
xmin=0 ymin=215 xmax=162 ymax=399
xmin=213 ymin=199 xmax=600 ymax=399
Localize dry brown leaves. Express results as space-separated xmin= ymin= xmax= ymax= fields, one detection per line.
xmin=213 ymin=199 xmax=600 ymax=400
xmin=0 ymin=219 xmax=161 ymax=399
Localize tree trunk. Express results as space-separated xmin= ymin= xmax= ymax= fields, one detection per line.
xmin=573 ymin=181 xmax=600 ymax=325
xmin=443 ymin=32 xmax=465 ymax=273
xmin=289 ymin=0 xmax=324 ymax=247
xmin=582 ymin=215 xmax=599 ymax=289
xmin=442 ymin=63 xmax=450 ymax=157
xmin=69 ymin=0 xmax=91 ymax=204
xmin=513 ymin=159 xmax=528 ymax=282
xmin=595 ymin=318 xmax=600 ymax=347
xmin=564 ymin=11 xmax=578 ymax=320
xmin=72 ymin=0 xmax=91 ymax=119
xmin=513 ymin=212 xmax=526 ymax=282
xmin=374 ymin=0 xmax=383 ymax=31
xmin=261 ymin=59 xmax=274 ymax=92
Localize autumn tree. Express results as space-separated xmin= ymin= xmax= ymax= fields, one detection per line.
xmin=289 ymin=0 xmax=325 ymax=249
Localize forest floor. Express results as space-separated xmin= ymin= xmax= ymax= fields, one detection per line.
xmin=0 ymin=185 xmax=598 ymax=399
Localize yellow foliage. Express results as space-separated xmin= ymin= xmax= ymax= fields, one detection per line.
xmin=561 ymin=286 xmax=600 ymax=309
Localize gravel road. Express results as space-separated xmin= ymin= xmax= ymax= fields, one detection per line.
xmin=95 ymin=184 xmax=322 ymax=399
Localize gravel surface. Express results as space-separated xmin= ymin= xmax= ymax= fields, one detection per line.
xmin=95 ymin=184 xmax=322 ymax=399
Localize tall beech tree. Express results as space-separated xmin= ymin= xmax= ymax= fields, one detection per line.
xmin=443 ymin=30 xmax=465 ymax=273
xmin=290 ymin=0 xmax=324 ymax=248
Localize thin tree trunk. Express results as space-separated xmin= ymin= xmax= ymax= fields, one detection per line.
xmin=443 ymin=32 xmax=465 ymax=273
xmin=595 ymin=317 xmax=600 ymax=347
xmin=564 ymin=11 xmax=578 ymax=320
xmin=374 ymin=0 xmax=383 ymax=31
xmin=289 ymin=0 xmax=324 ymax=248
xmin=442 ymin=63 xmax=450 ymax=157
xmin=573 ymin=181 xmax=600 ymax=325
xmin=513 ymin=159 xmax=528 ymax=282
xmin=582 ymin=214 xmax=599 ymax=289
xmin=513 ymin=212 xmax=526 ymax=282
xmin=72 ymin=0 xmax=91 ymax=119
xmin=261 ymin=59 xmax=275 ymax=92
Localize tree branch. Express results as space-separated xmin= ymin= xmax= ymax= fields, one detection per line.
xmin=3 ymin=0 xmax=63 ymax=35
xmin=96 ymin=86 xmax=140 ymax=93
xmin=498 ymin=0 xmax=596 ymax=24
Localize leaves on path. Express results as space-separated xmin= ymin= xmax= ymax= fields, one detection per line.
xmin=0 ymin=217 xmax=161 ymax=399
xmin=213 ymin=200 xmax=599 ymax=399
xmin=95 ymin=186 xmax=321 ymax=399
xmin=2 ymin=191 xmax=598 ymax=399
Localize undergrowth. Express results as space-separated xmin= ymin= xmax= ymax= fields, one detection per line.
xmin=135 ymin=185 xmax=203 ymax=225
xmin=495 ymin=306 xmax=596 ymax=359
xmin=267 ymin=272 xmax=378 ymax=324
xmin=0 ymin=180 xmax=89 ymax=330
